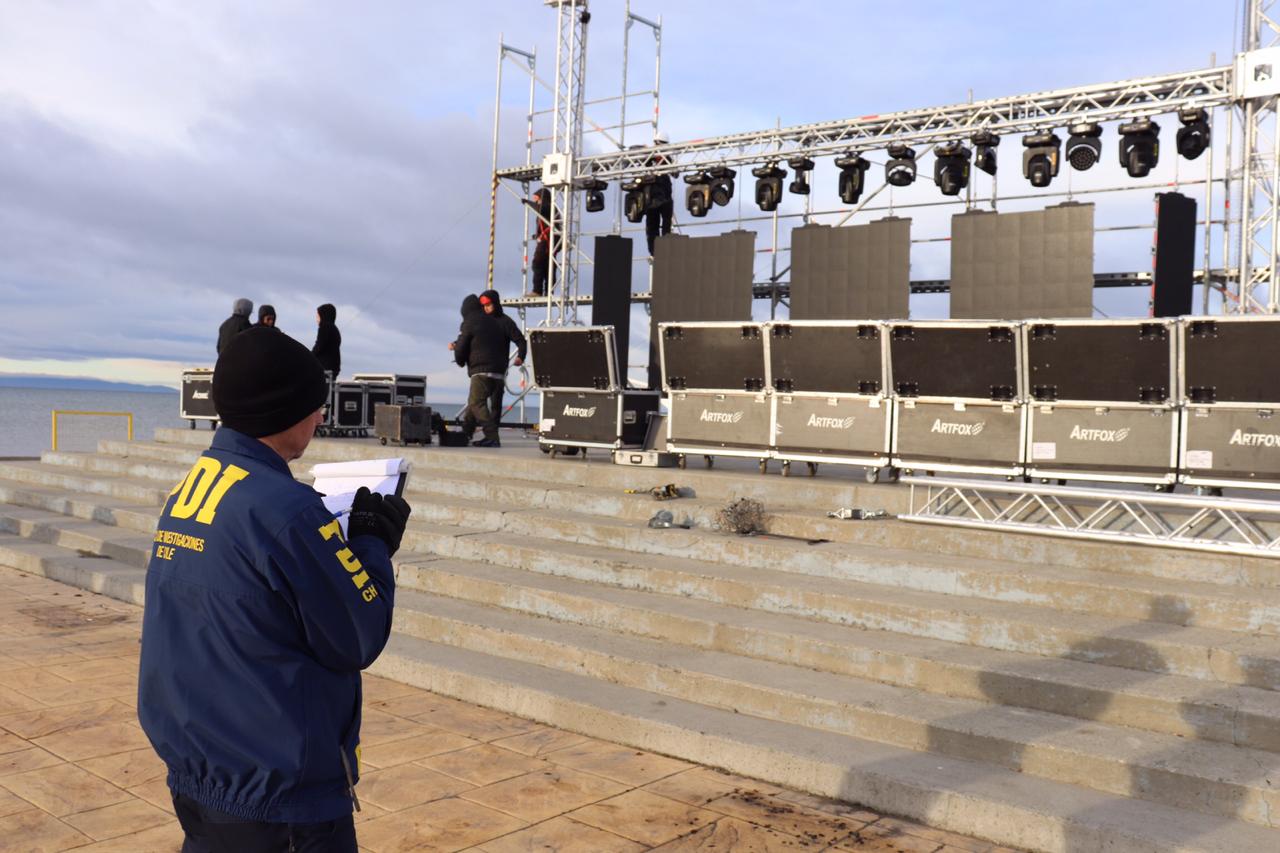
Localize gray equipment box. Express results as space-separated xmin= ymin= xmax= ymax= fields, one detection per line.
xmin=667 ymin=391 xmax=772 ymax=459
xmin=374 ymin=403 xmax=432 ymax=447
xmin=765 ymin=321 xmax=890 ymax=474
xmin=1180 ymin=406 xmax=1280 ymax=490
xmin=1026 ymin=404 xmax=1178 ymax=485
xmin=771 ymin=394 xmax=892 ymax=465
xmin=1178 ymin=316 xmax=1280 ymax=489
xmin=892 ymin=399 xmax=1026 ymax=476
xmin=180 ymin=369 xmax=218 ymax=424
xmin=353 ymin=373 xmax=427 ymax=407
xmin=540 ymin=389 xmax=658 ymax=451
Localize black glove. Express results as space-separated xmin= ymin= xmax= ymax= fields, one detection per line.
xmin=347 ymin=487 xmax=412 ymax=557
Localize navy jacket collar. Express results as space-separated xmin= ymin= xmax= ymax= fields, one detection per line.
xmin=211 ymin=428 xmax=293 ymax=476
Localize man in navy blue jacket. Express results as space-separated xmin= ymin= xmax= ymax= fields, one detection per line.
xmin=139 ymin=326 xmax=411 ymax=853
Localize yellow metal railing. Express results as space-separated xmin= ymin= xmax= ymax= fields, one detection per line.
xmin=51 ymin=410 xmax=134 ymax=451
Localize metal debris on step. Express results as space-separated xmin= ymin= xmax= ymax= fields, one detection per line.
xmin=624 ymin=484 xmax=691 ymax=501
xmin=647 ymin=509 xmax=693 ymax=529
xmin=827 ymin=507 xmax=890 ymax=520
xmin=716 ymin=497 xmax=768 ymax=535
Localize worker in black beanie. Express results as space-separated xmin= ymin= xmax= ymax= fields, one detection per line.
xmin=139 ymin=324 xmax=411 ymax=853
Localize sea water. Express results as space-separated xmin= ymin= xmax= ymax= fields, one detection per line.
xmin=0 ymin=387 xmax=522 ymax=458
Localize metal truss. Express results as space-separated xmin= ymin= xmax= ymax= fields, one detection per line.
xmin=1236 ymin=0 xmax=1280 ymax=312
xmin=902 ymin=477 xmax=1280 ymax=558
xmin=498 ymin=65 xmax=1233 ymax=182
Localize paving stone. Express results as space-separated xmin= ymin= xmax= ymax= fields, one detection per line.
xmin=0 ymin=746 xmax=63 ymax=777
xmin=461 ymin=767 xmax=629 ymax=823
xmin=543 ymin=738 xmax=693 ymax=786
xmin=476 ymin=815 xmax=646 ymax=853
xmin=356 ymin=763 xmax=473 ymax=812
xmin=0 ymin=762 xmax=131 ymax=817
xmin=34 ymin=720 xmax=150 ymax=762
xmin=648 ymin=816 xmax=824 ymax=851
xmin=357 ymin=796 xmax=527 ymax=853
xmin=62 ymin=797 xmax=172 ymax=840
xmin=0 ymin=808 xmax=91 ymax=852
xmin=420 ymin=743 xmax=549 ymax=787
xmin=358 ymin=728 xmax=477 ymax=769
xmin=77 ymin=747 xmax=168 ymax=789
xmin=568 ymin=788 xmax=718 ymax=846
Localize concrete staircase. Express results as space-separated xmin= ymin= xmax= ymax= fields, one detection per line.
xmin=2 ymin=429 xmax=1280 ymax=852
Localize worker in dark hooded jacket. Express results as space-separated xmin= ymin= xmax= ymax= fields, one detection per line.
xmin=312 ymin=303 xmax=341 ymax=377
xmin=451 ymin=290 xmax=526 ymax=447
xmin=216 ymin=298 xmax=254 ymax=354
xmin=138 ymin=326 xmax=411 ymax=852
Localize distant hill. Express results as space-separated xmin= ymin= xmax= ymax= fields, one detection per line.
xmin=0 ymin=375 xmax=177 ymax=394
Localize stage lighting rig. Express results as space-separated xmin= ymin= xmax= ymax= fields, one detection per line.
xmin=706 ymin=166 xmax=736 ymax=206
xmin=684 ymin=172 xmax=712 ymax=218
xmin=972 ymin=130 xmax=999 ymax=176
xmin=1022 ymin=131 xmax=1061 ymax=188
xmin=581 ymin=177 xmax=607 ymax=213
xmin=1118 ymin=118 xmax=1160 ymax=177
xmin=1065 ymin=122 xmax=1102 ymax=171
xmin=787 ymin=157 xmax=815 ymax=195
xmin=835 ymin=153 xmax=870 ymax=204
xmin=1176 ymin=108 xmax=1210 ymax=160
xmin=885 ymin=143 xmax=917 ymax=187
xmin=622 ymin=176 xmax=651 ymax=223
xmin=752 ymin=163 xmax=787 ymax=211
xmin=932 ymin=141 xmax=971 ymax=196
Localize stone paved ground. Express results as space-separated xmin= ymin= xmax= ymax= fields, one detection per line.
xmin=0 ymin=565 xmax=1019 ymax=853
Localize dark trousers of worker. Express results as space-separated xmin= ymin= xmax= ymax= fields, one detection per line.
xmin=463 ymin=375 xmax=504 ymax=442
xmin=645 ymin=201 xmax=673 ymax=256
xmin=531 ymin=241 xmax=558 ymax=296
xmin=172 ymin=792 xmax=357 ymax=853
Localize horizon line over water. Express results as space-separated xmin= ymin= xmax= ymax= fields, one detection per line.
xmin=0 ymin=386 xmax=525 ymax=458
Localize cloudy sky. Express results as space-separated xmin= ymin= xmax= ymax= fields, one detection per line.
xmin=0 ymin=0 xmax=1240 ymax=394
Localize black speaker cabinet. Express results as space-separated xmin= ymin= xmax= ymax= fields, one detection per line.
xmin=374 ymin=404 xmax=432 ymax=446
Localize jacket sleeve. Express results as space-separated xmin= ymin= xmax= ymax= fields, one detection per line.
xmin=505 ymin=317 xmax=527 ymax=362
xmin=269 ymin=504 xmax=396 ymax=672
xmin=454 ymin=326 xmax=472 ymax=368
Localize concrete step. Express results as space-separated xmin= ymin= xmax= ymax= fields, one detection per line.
xmin=118 ymin=436 xmax=1280 ymax=591
xmin=371 ymin=633 xmax=1280 ymax=853
xmin=392 ymin=557 xmax=1280 ymax=754
xmin=389 ymin=588 xmax=1280 ymax=827
xmin=409 ymin=526 xmax=1280 ymax=692
xmin=0 ymin=533 xmax=145 ymax=604
xmin=21 ymin=454 xmax=1280 ymax=640
xmin=0 ymin=477 xmax=161 ymax=535
xmin=0 ymin=505 xmax=154 ymax=569
xmin=0 ymin=461 xmax=171 ymax=505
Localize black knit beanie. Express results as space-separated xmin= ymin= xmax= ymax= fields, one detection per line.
xmin=212 ymin=326 xmax=330 ymax=437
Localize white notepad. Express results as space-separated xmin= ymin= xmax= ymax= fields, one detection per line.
xmin=312 ymin=458 xmax=411 ymax=536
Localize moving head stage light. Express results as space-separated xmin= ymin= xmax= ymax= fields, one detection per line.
xmin=1065 ymin=122 xmax=1102 ymax=171
xmin=752 ymin=163 xmax=787 ymax=211
xmin=885 ymin=143 xmax=917 ymax=187
xmin=787 ymin=157 xmax=815 ymax=195
xmin=1119 ymin=118 xmax=1161 ymax=177
xmin=1177 ymin=108 xmax=1210 ymax=160
xmin=581 ymin=177 xmax=608 ymax=213
xmin=932 ymin=142 xmax=971 ymax=196
xmin=973 ymin=130 xmax=999 ymax=176
xmin=835 ymin=153 xmax=870 ymax=204
xmin=684 ymin=172 xmax=712 ymax=218
xmin=706 ymin=166 xmax=736 ymax=206
xmin=1022 ymin=131 xmax=1061 ymax=188
xmin=622 ymin=176 xmax=652 ymax=223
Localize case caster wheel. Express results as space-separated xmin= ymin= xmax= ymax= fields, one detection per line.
xmin=399 ymin=440 xmax=407 ymax=447
xmin=539 ymin=444 xmax=552 ymax=454
xmin=807 ymin=462 xmax=818 ymax=477
xmin=759 ymin=459 xmax=769 ymax=475
xmin=677 ymin=454 xmax=687 ymax=470
xmin=781 ymin=461 xmax=791 ymax=477
xmin=580 ymin=448 xmax=588 ymax=460
xmin=704 ymin=455 xmax=714 ymax=469
xmin=865 ymin=467 xmax=880 ymax=484
xmin=886 ymin=467 xmax=900 ymax=483
xmin=379 ymin=437 xmax=388 ymax=446
xmin=1152 ymin=483 xmax=1174 ymax=493
xmin=550 ymin=448 xmax=559 ymax=459
xmin=189 ymin=420 xmax=196 ymax=430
